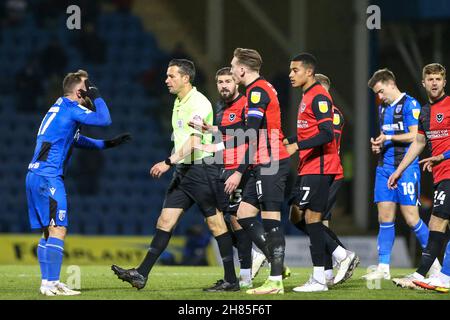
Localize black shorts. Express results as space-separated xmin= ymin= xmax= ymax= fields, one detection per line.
xmin=216 ymin=168 xmax=259 ymax=215
xmin=432 ymin=179 xmax=450 ymax=220
xmin=289 ymin=174 xmax=335 ymax=214
xmin=323 ymin=178 xmax=344 ymax=221
xmin=253 ymin=158 xmax=290 ymax=211
xmin=163 ymin=161 xmax=221 ymax=217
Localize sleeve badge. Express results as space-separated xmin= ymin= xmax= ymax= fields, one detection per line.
xmin=333 ymin=113 xmax=341 ymax=125
xmin=250 ymin=91 xmax=261 ymax=104
xmin=318 ymin=101 xmax=329 ymax=113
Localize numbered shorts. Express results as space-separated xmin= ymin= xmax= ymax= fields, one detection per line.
xmin=25 ymin=171 xmax=68 ymax=229
xmin=163 ymin=161 xmax=221 ymax=217
xmin=322 ymin=178 xmax=344 ymax=221
xmin=374 ymin=165 xmax=420 ymax=205
xmin=252 ymin=158 xmax=291 ymax=211
xmin=432 ymin=179 xmax=450 ymax=220
xmin=216 ymin=168 xmax=259 ymax=215
xmin=289 ymin=174 xmax=335 ymax=213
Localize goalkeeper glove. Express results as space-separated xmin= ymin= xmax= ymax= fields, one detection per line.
xmin=104 ymin=133 xmax=132 ymax=149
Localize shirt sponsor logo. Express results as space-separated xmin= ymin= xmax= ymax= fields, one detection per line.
xmin=382 ymin=123 xmax=403 ymax=131
xmin=437 ymin=113 xmax=444 ymax=123
xmin=250 ymin=92 xmax=261 ymax=104
xmin=318 ymin=101 xmax=329 ymax=113
xmin=297 ymin=120 xmax=309 ymax=128
xmin=426 ymin=130 xmax=449 ymax=139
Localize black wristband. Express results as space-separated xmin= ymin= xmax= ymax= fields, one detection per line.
xmin=165 ymin=158 xmax=173 ymax=166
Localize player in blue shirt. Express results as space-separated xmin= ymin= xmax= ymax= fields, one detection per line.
xmin=364 ymin=69 xmax=440 ymax=281
xmin=26 ymin=70 xmax=131 ymax=296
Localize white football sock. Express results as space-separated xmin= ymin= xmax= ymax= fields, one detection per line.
xmin=313 ymin=267 xmax=326 ymax=284
xmin=332 ymin=246 xmax=347 ymax=262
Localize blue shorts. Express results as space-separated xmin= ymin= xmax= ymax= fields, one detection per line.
xmin=25 ymin=172 xmax=68 ymax=229
xmin=374 ymin=165 xmax=420 ymax=206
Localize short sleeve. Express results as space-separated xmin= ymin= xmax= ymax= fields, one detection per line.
xmin=185 ymin=95 xmax=213 ymax=137
xmin=404 ymin=98 xmax=421 ymax=128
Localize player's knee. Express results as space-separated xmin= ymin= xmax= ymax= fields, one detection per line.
xmin=289 ymin=205 xmax=303 ymax=224
xmin=156 ymin=215 xmax=176 ymax=232
xmin=48 ymin=226 xmax=66 ymax=239
xmin=428 ymin=215 xmax=448 ymax=232
xmin=378 ymin=211 xmax=395 ymax=223
xmin=229 ymin=215 xmax=242 ymax=231
xmin=206 ymin=215 xmax=227 ymax=236
xmin=305 ymin=210 xmax=321 ymax=224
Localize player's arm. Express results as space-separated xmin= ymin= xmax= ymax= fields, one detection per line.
xmin=169 ymin=134 xmax=201 ymax=164
xmin=387 ymin=132 xmax=426 ymax=189
xmin=235 ymin=87 xmax=269 ymax=174
xmin=72 ymin=80 xmax=112 ymax=127
xmin=74 ymin=133 xmax=131 ymax=150
xmin=375 ymin=101 xmax=421 ymax=145
xmin=419 ymin=150 xmax=450 ymax=172
xmin=285 ymin=95 xmax=334 ymax=155
xmin=224 ymin=87 xmax=270 ymax=194
xmin=150 ymin=134 xmax=201 ymax=179
xmin=374 ymin=125 xmax=418 ymax=145
xmin=151 ymin=101 xmax=212 ymax=178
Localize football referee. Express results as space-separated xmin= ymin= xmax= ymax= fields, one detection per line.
xmin=112 ymin=59 xmax=238 ymax=292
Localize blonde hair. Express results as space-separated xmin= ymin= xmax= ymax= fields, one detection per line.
xmin=233 ymin=48 xmax=262 ymax=72
xmin=63 ymin=69 xmax=89 ymax=95
xmin=315 ymin=73 xmax=331 ymax=89
xmin=422 ymin=63 xmax=446 ymax=80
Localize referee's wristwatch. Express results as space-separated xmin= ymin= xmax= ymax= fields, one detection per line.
xmin=164 ymin=158 xmax=174 ymax=166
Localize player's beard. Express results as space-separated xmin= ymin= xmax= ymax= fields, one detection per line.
xmin=220 ymin=89 xmax=234 ymax=102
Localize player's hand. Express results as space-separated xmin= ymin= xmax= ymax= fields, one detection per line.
xmin=188 ymin=119 xmax=215 ymax=133
xmin=150 ymin=161 xmax=171 ymax=179
xmin=374 ymin=134 xmax=387 ymax=145
xmin=286 ymin=143 xmax=299 ymax=156
xmin=387 ymin=170 xmax=402 ymax=189
xmin=224 ymin=171 xmax=242 ymax=194
xmin=193 ymin=143 xmax=217 ymax=153
xmin=104 ymin=132 xmax=132 ymax=149
xmin=370 ymin=137 xmax=382 ymax=154
xmin=419 ymin=154 xmax=445 ymax=172
xmin=283 ymin=138 xmax=289 ymax=145
xmin=80 ymin=79 xmax=100 ymax=101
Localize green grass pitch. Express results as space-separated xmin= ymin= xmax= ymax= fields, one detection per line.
xmin=0 ymin=265 xmax=449 ymax=300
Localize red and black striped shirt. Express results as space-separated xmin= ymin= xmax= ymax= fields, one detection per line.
xmin=418 ymin=95 xmax=450 ymax=184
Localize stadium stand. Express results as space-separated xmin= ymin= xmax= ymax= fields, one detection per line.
xmin=0 ymin=5 xmax=207 ymax=235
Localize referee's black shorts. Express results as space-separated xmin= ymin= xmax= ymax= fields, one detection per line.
xmin=163 ymin=159 xmax=221 ymax=217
